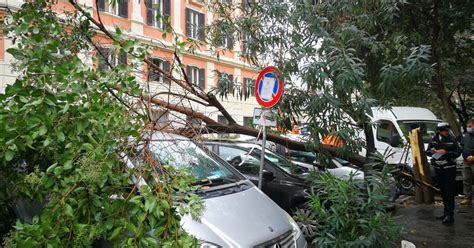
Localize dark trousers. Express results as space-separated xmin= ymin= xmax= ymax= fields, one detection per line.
xmin=435 ymin=166 xmax=456 ymax=217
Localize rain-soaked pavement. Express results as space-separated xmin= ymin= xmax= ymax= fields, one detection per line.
xmin=395 ymin=197 xmax=474 ymax=248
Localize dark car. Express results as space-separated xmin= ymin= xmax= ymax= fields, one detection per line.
xmin=204 ymin=141 xmax=309 ymax=212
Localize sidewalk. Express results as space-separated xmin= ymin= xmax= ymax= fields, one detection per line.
xmin=395 ymin=196 xmax=474 ymax=248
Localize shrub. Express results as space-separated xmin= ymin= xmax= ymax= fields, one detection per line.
xmin=294 ymin=164 xmax=402 ymax=247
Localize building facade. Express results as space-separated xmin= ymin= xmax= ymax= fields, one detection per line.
xmin=0 ymin=0 xmax=260 ymax=127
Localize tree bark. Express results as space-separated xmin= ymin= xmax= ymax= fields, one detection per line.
xmin=363 ymin=123 xmax=376 ymax=157
xmin=432 ymin=0 xmax=461 ymax=136
xmin=206 ymin=124 xmax=369 ymax=167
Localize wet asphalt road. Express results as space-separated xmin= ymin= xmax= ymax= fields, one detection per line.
xmin=395 ymin=200 xmax=474 ymax=248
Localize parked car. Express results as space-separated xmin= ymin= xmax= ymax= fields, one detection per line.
xmin=280 ymin=147 xmax=364 ymax=180
xmin=204 ymin=140 xmax=310 ymax=212
xmin=237 ymin=135 xmax=364 ymax=180
xmin=15 ymin=132 xmax=307 ymax=247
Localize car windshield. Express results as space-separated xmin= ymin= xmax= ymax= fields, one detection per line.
xmin=149 ymin=139 xmax=238 ymax=184
xmin=287 ymin=150 xmax=317 ymax=164
xmin=398 ymin=121 xmax=439 ymax=144
xmin=251 ymin=148 xmax=303 ymax=175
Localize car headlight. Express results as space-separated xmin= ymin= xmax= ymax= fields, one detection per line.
xmin=287 ymin=213 xmax=302 ymax=240
xmin=200 ymin=241 xmax=221 ymax=248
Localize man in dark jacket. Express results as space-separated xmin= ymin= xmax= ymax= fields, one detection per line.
xmin=460 ymin=119 xmax=474 ymax=206
xmin=426 ymin=122 xmax=461 ymax=224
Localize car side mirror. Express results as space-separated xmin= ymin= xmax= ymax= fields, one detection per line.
xmin=262 ymin=170 xmax=275 ymax=182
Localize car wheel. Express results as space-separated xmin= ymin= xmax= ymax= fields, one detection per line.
xmin=400 ymin=177 xmax=414 ymax=192
xmin=292 ymin=207 xmax=317 ymax=239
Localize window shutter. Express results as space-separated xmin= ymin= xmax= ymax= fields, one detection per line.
xmin=198 ymin=13 xmax=205 ymax=41
xmin=97 ymin=0 xmax=106 ymax=11
xmin=227 ymin=35 xmax=234 ymax=50
xmin=146 ymin=0 xmax=153 ymax=25
xmin=97 ymin=47 xmax=110 ymax=71
xmin=164 ymin=0 xmax=171 ymax=20
xmin=148 ymin=58 xmax=157 ymax=81
xmin=242 ymin=33 xmax=248 ymax=55
xmin=199 ymin=68 xmax=205 ymax=89
xmin=228 ymin=74 xmax=234 ymax=88
xmin=147 ymin=59 xmax=152 ymax=80
xmin=185 ymin=65 xmax=192 ymax=84
xmin=185 ymin=8 xmax=191 ymax=37
xmin=118 ymin=52 xmax=127 ymax=66
xmin=118 ymin=0 xmax=128 ymax=18
xmin=251 ymin=79 xmax=256 ymax=96
xmin=163 ymin=60 xmax=171 ymax=84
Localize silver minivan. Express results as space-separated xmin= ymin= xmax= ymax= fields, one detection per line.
xmin=136 ymin=132 xmax=307 ymax=247
xmin=14 ymin=132 xmax=307 ymax=247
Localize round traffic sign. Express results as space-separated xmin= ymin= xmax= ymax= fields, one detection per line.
xmin=254 ymin=66 xmax=284 ymax=108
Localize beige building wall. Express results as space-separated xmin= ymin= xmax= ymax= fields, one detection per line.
xmin=0 ymin=0 xmax=260 ymax=126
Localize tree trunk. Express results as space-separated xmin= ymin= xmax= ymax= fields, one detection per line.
xmin=410 ymin=128 xmax=434 ymax=204
xmin=206 ymin=123 xmax=369 ymax=167
xmin=432 ymin=0 xmax=461 ymax=137
xmin=363 ymin=123 xmax=376 ymax=157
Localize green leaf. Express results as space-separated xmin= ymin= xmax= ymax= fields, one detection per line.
xmin=6 ymin=48 xmax=23 ymax=60
xmin=145 ymin=237 xmax=158 ymax=246
xmin=43 ymin=138 xmax=50 ymax=147
xmin=5 ymin=150 xmax=14 ymax=161
xmin=110 ymin=227 xmax=122 ymax=241
xmin=64 ymin=204 xmax=74 ymax=217
xmin=82 ymin=143 xmax=94 ymax=152
xmin=19 ymin=95 xmax=29 ymax=103
xmin=39 ymin=125 xmax=48 ymax=136
xmin=57 ymin=131 xmax=65 ymax=142
xmin=64 ymin=160 xmax=73 ymax=170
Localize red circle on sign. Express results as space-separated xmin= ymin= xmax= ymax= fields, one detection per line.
xmin=254 ymin=66 xmax=284 ymax=108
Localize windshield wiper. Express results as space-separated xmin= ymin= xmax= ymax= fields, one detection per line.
xmin=192 ymin=176 xmax=236 ymax=187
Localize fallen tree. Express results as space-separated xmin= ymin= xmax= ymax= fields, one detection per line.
xmin=66 ymin=0 xmax=371 ymax=167
xmin=68 ymin=1 xmax=441 ymax=190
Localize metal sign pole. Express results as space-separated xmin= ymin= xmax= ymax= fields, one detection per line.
xmin=258 ymin=110 xmax=266 ymax=189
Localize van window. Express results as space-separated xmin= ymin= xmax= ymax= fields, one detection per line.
xmin=398 ymin=121 xmax=439 ymax=144
xmin=376 ymin=120 xmax=399 ymax=145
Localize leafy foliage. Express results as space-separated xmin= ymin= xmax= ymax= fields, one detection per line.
xmin=0 ymin=1 xmax=201 ymax=246
xmin=296 ymin=162 xmax=402 ymax=247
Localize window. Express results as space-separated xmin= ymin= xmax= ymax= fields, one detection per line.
xmin=216 ymin=35 xmax=234 ymax=50
xmin=97 ymin=0 xmax=128 ymax=18
xmin=218 ymin=146 xmax=260 ymax=175
xmin=241 ymin=0 xmax=255 ymax=9
xmin=185 ymin=8 xmax=205 ymax=41
xmin=151 ymin=110 xmax=169 ymax=129
xmin=242 ymin=32 xmax=252 ymax=55
xmin=146 ymin=0 xmax=171 ymax=29
xmin=243 ymin=116 xmax=254 ymax=128
xmin=148 ymin=58 xmax=171 ymax=84
xmin=218 ymin=72 xmax=234 ymax=87
xmin=398 ymin=121 xmax=438 ymax=144
xmin=217 ymin=115 xmax=228 ymax=125
xmin=148 ymin=140 xmax=237 ymax=182
xmin=186 ymin=116 xmax=202 ymax=128
xmin=217 ymin=115 xmax=229 ymax=138
xmin=376 ymin=120 xmax=400 ymax=146
xmin=186 ymin=66 xmax=205 ymax=89
xmin=97 ymin=47 xmax=127 ymax=71
xmin=243 ymin=77 xmax=256 ymax=96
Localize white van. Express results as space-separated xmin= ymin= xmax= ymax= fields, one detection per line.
xmin=366 ymin=107 xmax=463 ymax=191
